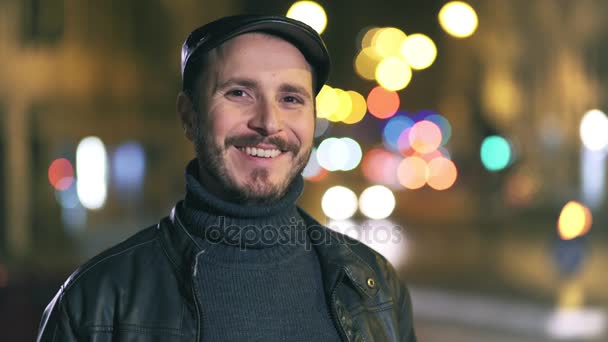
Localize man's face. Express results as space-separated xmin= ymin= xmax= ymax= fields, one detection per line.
xmin=190 ymin=33 xmax=315 ymax=204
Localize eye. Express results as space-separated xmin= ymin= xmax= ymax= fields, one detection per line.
xmin=227 ymin=89 xmax=246 ymax=97
xmin=283 ymin=95 xmax=303 ymax=104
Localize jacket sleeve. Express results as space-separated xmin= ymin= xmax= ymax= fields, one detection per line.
xmin=36 ymin=288 xmax=78 ymax=342
xmin=379 ymin=255 xmax=417 ymax=342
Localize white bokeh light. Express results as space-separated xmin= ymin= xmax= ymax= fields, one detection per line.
xmin=317 ymin=137 xmax=362 ymax=171
xmin=76 ymin=136 xmax=108 ymax=210
xmin=359 ymin=185 xmax=396 ymax=219
xmin=321 ymin=186 xmax=358 ymax=220
xmin=286 ymin=1 xmax=327 ymax=34
xmin=580 ymin=109 xmax=608 ymax=151
xmin=302 ymin=147 xmax=322 ymax=179
xmin=341 ymin=137 xmax=363 ymax=171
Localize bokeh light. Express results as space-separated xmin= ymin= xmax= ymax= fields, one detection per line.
xmin=438 ymin=1 xmax=479 ymax=38
xmin=317 ymin=137 xmax=342 ymax=171
xmin=367 ymin=86 xmax=400 ymax=119
xmin=302 ymin=147 xmax=323 ymax=180
xmin=383 ymin=115 xmax=415 ymax=151
xmin=354 ymin=47 xmax=383 ymax=81
xmin=327 ymin=89 xmax=352 ymax=122
xmin=558 ymin=201 xmax=593 ymax=240
xmin=397 ymin=156 xmax=428 ymax=189
xmin=480 ymin=135 xmax=512 ymax=171
xmin=112 ymin=141 xmax=145 ymax=191
xmin=343 ymin=90 xmax=367 ymax=124
xmin=362 ymin=148 xmax=402 ymax=188
xmin=425 ymin=113 xmax=452 ymax=145
xmin=375 ymin=56 xmax=412 ymax=91
xmin=580 ymin=109 xmax=608 ymax=151
xmin=409 ymin=120 xmax=443 ymax=154
xmin=359 ymin=185 xmax=396 ymax=219
xmin=360 ymin=27 xmax=381 ymax=49
xmin=317 ymin=137 xmax=362 ymax=171
xmin=400 ymin=33 xmax=437 ymax=70
xmin=321 ymin=186 xmax=358 ymax=220
xmin=427 ymin=157 xmax=458 ymax=190
xmin=62 ymin=204 xmax=87 ymax=234
xmin=316 ymin=85 xmax=339 ymax=118
xmin=314 ymin=117 xmax=331 ymax=137
xmin=54 ymin=181 xmax=80 ymax=209
xmin=286 ymin=1 xmax=327 ymax=34
xmin=372 ymin=27 xmax=407 ymax=57
xmin=76 ymin=136 xmax=108 ymax=210
xmin=341 ymin=137 xmax=363 ymax=171
xmin=48 ymin=158 xmax=74 ymax=191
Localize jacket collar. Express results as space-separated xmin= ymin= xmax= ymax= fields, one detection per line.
xmin=159 ymin=202 xmax=380 ymax=299
xmin=297 ymin=208 xmax=380 ymax=299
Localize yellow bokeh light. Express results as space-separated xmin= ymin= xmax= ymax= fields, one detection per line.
xmin=558 ymin=201 xmax=592 ymax=240
xmin=343 ymin=91 xmax=367 ymax=124
xmin=316 ymin=85 xmax=339 ymax=118
xmin=286 ymin=1 xmax=328 ymax=34
xmin=354 ymin=47 xmax=383 ymax=81
xmin=361 ymin=27 xmax=381 ymax=49
xmin=439 ymin=1 xmax=478 ymax=38
xmin=400 ymin=33 xmax=437 ymax=70
xmin=327 ymin=89 xmax=352 ymax=122
xmin=375 ymin=57 xmax=412 ymax=91
xmin=372 ymin=27 xmax=407 ymax=57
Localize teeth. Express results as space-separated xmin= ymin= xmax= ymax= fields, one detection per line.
xmin=240 ymin=147 xmax=281 ymax=158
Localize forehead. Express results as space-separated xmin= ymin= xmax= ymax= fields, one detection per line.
xmin=210 ymin=32 xmax=313 ymax=76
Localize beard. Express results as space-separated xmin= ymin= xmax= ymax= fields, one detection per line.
xmin=193 ymin=118 xmax=311 ymax=205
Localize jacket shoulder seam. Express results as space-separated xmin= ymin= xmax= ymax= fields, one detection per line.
xmin=63 ymin=236 xmax=158 ymax=292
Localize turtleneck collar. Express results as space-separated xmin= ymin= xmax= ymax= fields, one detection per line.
xmin=184 ymin=159 xmax=304 ymax=218
xmin=178 ymin=159 xmax=308 ymax=252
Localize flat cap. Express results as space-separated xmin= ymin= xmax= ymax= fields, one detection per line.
xmin=181 ymin=14 xmax=331 ymax=94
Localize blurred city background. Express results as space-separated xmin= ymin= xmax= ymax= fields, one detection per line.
xmin=1 ymin=0 xmax=607 ymax=341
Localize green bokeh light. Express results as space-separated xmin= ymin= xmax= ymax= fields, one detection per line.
xmin=480 ymin=135 xmax=511 ymax=171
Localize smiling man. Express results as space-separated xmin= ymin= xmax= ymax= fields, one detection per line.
xmin=37 ymin=15 xmax=417 ymax=342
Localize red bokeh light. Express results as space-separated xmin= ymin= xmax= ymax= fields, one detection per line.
xmin=362 ymin=148 xmax=401 ymax=187
xmin=48 ymin=158 xmax=74 ymax=191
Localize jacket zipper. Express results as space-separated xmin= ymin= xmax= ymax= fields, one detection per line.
xmin=191 ymin=250 xmax=206 ymax=342
xmin=327 ymin=271 xmax=350 ymax=342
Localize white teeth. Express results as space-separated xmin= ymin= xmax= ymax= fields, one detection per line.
xmin=240 ymin=146 xmax=281 ymax=158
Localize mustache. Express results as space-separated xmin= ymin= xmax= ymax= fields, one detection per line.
xmin=226 ymin=134 xmax=300 ymax=154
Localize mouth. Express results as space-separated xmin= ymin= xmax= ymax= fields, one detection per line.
xmin=236 ymin=146 xmax=284 ymax=159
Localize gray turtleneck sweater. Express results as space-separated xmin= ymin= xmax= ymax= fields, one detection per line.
xmin=177 ymin=160 xmax=341 ymax=341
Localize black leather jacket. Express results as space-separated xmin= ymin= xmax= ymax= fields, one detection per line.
xmin=37 ymin=206 xmax=417 ymax=341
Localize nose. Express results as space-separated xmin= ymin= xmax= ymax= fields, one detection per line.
xmin=247 ymin=98 xmax=282 ymax=136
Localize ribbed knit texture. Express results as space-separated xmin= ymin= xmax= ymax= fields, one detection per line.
xmin=177 ymin=160 xmax=341 ymax=341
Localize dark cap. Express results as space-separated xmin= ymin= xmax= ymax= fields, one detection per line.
xmin=181 ymin=14 xmax=330 ymax=95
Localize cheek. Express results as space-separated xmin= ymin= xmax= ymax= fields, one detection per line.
xmin=291 ymin=115 xmax=315 ymax=148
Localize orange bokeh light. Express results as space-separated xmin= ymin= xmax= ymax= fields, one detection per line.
xmin=367 ymin=86 xmax=400 ymax=119
xmin=48 ymin=158 xmax=74 ymax=191
xmin=427 ymin=157 xmax=458 ymax=190
xmin=397 ymin=156 xmax=427 ymax=189
xmin=409 ymin=120 xmax=442 ymax=154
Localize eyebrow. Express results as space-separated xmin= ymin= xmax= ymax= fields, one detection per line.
xmin=279 ymin=83 xmax=312 ymax=101
xmin=216 ymin=77 xmax=312 ymax=100
xmin=216 ymin=78 xmax=258 ymax=92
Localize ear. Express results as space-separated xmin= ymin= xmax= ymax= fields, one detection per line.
xmin=177 ymin=92 xmax=197 ymax=141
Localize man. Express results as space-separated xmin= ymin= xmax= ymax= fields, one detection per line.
xmin=37 ymin=15 xmax=417 ymax=341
